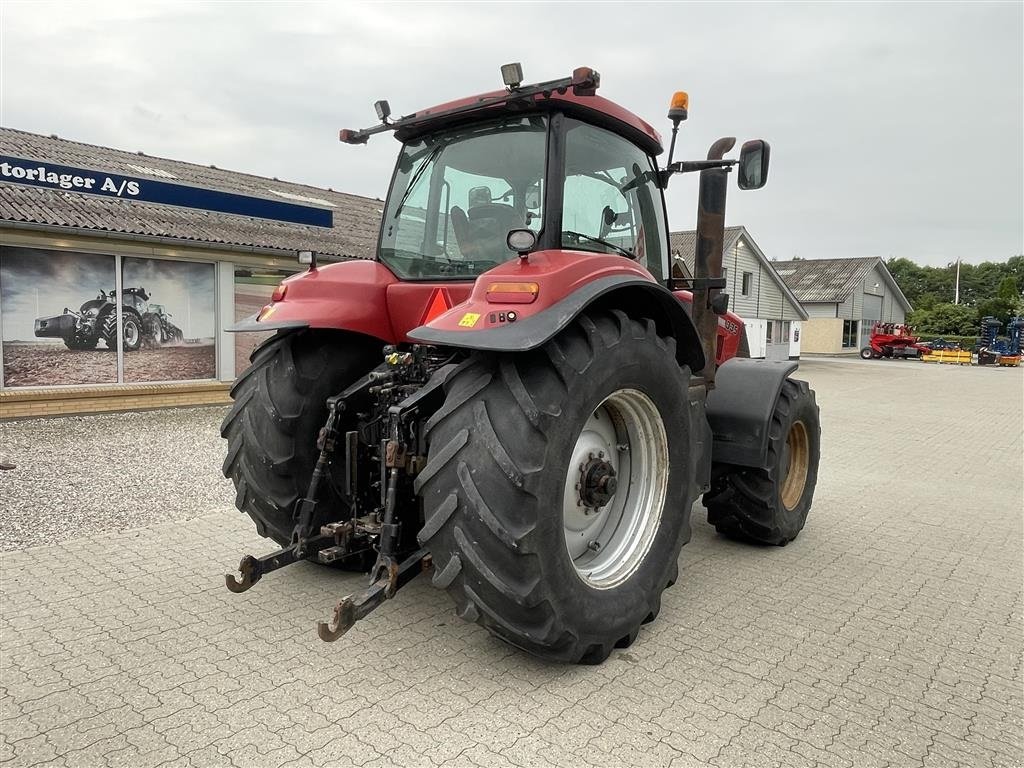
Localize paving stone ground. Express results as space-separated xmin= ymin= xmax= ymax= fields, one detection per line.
xmin=1 ymin=358 xmax=1021 ymax=767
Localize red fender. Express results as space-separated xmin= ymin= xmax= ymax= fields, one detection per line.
xmin=232 ymin=260 xmax=469 ymax=343
xmin=415 ymin=249 xmax=656 ymax=333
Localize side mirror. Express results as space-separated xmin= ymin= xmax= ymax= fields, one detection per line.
xmin=737 ymin=140 xmax=770 ymax=190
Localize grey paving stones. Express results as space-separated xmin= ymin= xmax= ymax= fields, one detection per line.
xmin=0 ymin=358 xmax=1021 ymax=767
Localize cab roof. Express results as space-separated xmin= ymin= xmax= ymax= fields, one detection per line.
xmin=395 ymin=86 xmax=664 ymax=156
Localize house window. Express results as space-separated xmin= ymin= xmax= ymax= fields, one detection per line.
xmin=783 ymin=321 xmax=792 ymax=343
xmin=722 ymin=267 xmax=728 ymax=285
xmin=765 ymin=321 xmax=773 ymax=344
xmin=741 ymin=271 xmax=753 ymax=296
xmin=842 ymin=319 xmax=858 ymax=348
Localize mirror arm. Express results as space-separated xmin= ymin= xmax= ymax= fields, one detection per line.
xmin=659 ymin=159 xmax=736 ymax=189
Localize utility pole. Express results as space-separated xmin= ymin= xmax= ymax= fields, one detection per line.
xmin=954 ymin=259 xmax=961 ymax=305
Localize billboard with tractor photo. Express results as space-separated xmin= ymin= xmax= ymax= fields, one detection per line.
xmin=0 ymin=246 xmax=216 ymax=387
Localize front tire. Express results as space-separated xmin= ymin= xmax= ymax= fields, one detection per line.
xmin=221 ymin=329 xmax=380 ymax=548
xmin=859 ymin=346 xmax=874 ymax=360
xmin=704 ymin=379 xmax=820 ymax=545
xmin=416 ymin=311 xmax=696 ymax=664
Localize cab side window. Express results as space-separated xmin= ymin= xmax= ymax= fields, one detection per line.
xmin=561 ymin=120 xmax=667 ymax=281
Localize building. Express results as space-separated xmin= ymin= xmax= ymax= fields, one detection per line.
xmin=773 ymin=257 xmax=913 ymax=354
xmin=0 ymin=127 xmax=380 ymax=418
xmin=670 ymin=226 xmax=808 ymax=360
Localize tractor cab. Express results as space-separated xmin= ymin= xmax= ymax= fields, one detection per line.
xmin=379 ymin=108 xmax=668 ymax=283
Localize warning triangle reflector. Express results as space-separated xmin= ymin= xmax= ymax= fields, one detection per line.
xmin=423 ymin=289 xmax=451 ymax=323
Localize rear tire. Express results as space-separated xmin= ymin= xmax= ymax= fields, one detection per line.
xmin=416 ymin=311 xmax=696 ymax=664
xmin=704 ymin=379 xmax=820 ymax=546
xmin=221 ymin=329 xmax=380 ymax=549
xmin=142 ymin=315 xmax=162 ymax=347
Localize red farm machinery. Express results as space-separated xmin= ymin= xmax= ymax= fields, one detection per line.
xmin=859 ymin=322 xmax=930 ymax=360
xmin=221 ymin=64 xmax=821 ymax=664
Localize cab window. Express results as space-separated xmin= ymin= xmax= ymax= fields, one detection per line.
xmin=562 ymin=119 xmax=666 ymax=281
xmin=380 ymin=116 xmax=547 ymax=279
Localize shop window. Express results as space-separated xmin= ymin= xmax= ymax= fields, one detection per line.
xmin=842 ymin=319 xmax=859 ymax=348
xmin=120 ymin=257 xmax=216 ymax=382
xmin=741 ymin=271 xmax=753 ymax=296
xmin=1 ymin=247 xmax=218 ymax=388
xmin=1 ymin=246 xmax=118 ymax=387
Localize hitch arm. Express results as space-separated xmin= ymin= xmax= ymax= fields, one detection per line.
xmin=317 ymin=548 xmax=432 ymax=641
xmin=224 ymin=533 xmax=332 ymax=593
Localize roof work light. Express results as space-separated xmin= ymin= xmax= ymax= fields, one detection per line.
xmin=501 ymin=62 xmax=524 ymax=89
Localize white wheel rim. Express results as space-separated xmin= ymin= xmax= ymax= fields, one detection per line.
xmin=561 ymin=388 xmax=669 ymax=589
xmin=125 ymin=322 xmax=138 ymax=346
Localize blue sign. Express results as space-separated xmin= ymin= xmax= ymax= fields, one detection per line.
xmin=0 ymin=155 xmax=333 ymax=228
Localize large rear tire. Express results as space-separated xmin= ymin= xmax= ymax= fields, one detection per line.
xmin=221 ymin=329 xmax=380 ymax=548
xmin=416 ymin=311 xmax=696 ymax=664
xmin=704 ymin=378 xmax=820 ymax=545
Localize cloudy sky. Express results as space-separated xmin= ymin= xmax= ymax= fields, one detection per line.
xmin=1 ymin=1 xmax=1021 ymax=267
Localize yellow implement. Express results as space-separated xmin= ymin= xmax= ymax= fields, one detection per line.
xmin=921 ymin=349 xmax=972 ymax=365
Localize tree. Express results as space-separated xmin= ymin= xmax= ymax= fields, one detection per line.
xmin=997 ymin=276 xmax=1020 ymax=301
xmin=887 ymin=255 xmax=1024 ymax=329
xmin=908 ymin=303 xmax=977 ymax=336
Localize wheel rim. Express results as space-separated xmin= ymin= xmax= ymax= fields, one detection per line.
xmin=780 ymin=420 xmax=810 ymax=511
xmin=562 ymin=388 xmax=669 ymax=589
xmin=124 ymin=321 xmax=139 ymax=347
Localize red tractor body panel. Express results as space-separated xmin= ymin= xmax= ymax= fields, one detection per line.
xmin=386 ymin=283 xmax=473 ymax=338
xmin=261 ymin=260 xmax=400 ymax=341
xmin=248 ymin=253 xmax=745 ymax=369
xmin=418 ymin=250 xmax=656 ymax=333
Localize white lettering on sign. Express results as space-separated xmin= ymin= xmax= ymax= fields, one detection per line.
xmin=0 ymin=161 xmax=140 ymax=197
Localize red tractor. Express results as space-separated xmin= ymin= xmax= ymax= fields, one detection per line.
xmin=222 ymin=65 xmax=821 ymax=664
xmin=860 ymin=322 xmax=929 ymax=360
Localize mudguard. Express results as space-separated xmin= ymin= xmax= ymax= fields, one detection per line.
xmin=705 ymin=357 xmax=798 ymax=468
xmin=228 ymin=261 xmax=400 ymax=342
xmin=407 ymin=274 xmax=705 ymax=372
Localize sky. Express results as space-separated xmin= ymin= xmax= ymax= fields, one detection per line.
xmin=0 ymin=1 xmax=1021 ymax=267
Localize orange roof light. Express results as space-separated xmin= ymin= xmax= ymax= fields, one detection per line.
xmin=486 ymin=282 xmax=539 ymax=304
xmin=668 ymin=91 xmax=689 ymax=122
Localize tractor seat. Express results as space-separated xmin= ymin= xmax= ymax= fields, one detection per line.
xmin=451 ymin=203 xmax=524 ymax=261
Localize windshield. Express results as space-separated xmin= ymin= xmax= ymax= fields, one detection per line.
xmin=379 ymin=115 xmax=548 ymax=279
